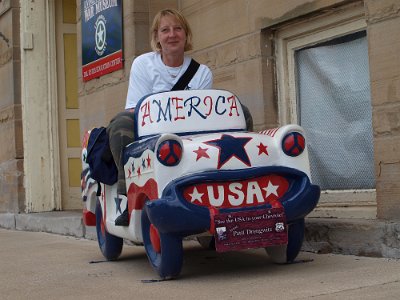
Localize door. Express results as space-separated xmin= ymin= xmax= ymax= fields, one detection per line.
xmin=56 ymin=0 xmax=81 ymax=209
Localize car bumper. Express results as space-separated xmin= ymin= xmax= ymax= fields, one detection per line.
xmin=144 ymin=166 xmax=320 ymax=237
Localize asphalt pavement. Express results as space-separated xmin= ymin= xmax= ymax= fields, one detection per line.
xmin=1 ymin=228 xmax=400 ymax=299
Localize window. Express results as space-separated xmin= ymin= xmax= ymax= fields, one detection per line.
xmin=296 ymin=31 xmax=375 ymax=190
xmin=274 ymin=2 xmax=376 ymax=218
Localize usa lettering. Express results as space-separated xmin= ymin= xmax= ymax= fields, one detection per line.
xmin=207 ymin=182 xmax=266 ymax=207
xmin=184 ymin=175 xmax=289 ymax=209
xmin=140 ymin=94 xmax=241 ymax=126
xmin=189 ymin=181 xmax=275 ymax=208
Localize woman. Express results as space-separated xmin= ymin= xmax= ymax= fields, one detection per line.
xmin=108 ymin=8 xmax=213 ymax=226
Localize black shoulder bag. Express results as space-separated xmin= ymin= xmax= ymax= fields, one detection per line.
xmin=171 ymin=59 xmax=200 ymax=91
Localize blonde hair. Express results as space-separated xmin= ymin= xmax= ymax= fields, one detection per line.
xmin=150 ymin=8 xmax=193 ymax=52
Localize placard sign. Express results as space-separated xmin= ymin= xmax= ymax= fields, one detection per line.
xmin=214 ymin=208 xmax=288 ymax=252
xmin=81 ymin=0 xmax=123 ymax=81
xmin=135 ymin=90 xmax=247 ymax=138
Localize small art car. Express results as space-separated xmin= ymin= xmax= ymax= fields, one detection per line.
xmin=81 ymin=89 xmax=320 ymax=279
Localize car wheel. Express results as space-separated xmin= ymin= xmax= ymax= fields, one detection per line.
xmin=141 ymin=204 xmax=183 ymax=279
xmin=95 ymin=200 xmax=123 ymax=260
xmin=266 ymin=218 xmax=305 ymax=263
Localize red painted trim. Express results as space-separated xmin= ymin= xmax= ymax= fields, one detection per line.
xmin=150 ymin=224 xmax=161 ymax=253
xmin=82 ymin=50 xmax=123 ymax=81
xmin=83 ymin=209 xmax=96 ymax=226
xmin=208 ymin=207 xmax=219 ymax=234
xmin=127 ymin=178 xmax=159 ymax=210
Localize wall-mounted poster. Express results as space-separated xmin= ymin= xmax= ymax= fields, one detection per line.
xmin=81 ymin=0 xmax=123 ymax=81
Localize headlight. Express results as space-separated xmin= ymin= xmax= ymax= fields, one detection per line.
xmin=282 ymin=132 xmax=305 ymax=157
xmin=156 ymin=139 xmax=183 ymax=166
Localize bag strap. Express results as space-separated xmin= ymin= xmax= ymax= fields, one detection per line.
xmin=171 ymin=59 xmax=200 ymax=91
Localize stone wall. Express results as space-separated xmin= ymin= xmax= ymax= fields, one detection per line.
xmin=0 ymin=1 xmax=24 ymax=213
xmin=184 ymin=0 xmax=350 ymax=129
xmin=365 ymin=0 xmax=400 ymax=220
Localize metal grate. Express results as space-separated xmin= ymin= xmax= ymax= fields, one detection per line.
xmin=295 ymin=32 xmax=375 ymax=190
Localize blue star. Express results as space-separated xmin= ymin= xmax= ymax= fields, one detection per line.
xmin=142 ymin=158 xmax=146 ymax=169
xmin=204 ymin=134 xmax=252 ymax=169
xmin=115 ymin=196 xmax=123 ymax=214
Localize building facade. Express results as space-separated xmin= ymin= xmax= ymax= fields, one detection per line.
xmin=0 ymin=0 xmax=399 ymax=257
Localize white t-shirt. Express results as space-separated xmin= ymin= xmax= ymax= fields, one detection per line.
xmin=125 ymin=52 xmax=213 ymax=109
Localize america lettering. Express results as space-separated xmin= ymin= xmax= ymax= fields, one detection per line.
xmin=139 ymin=94 xmax=241 ymax=127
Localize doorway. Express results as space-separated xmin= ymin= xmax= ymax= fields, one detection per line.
xmin=56 ymin=0 xmax=81 ymax=210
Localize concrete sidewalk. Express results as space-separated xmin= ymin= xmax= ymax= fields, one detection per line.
xmin=1 ymin=211 xmax=400 ymax=259
xmin=1 ymin=228 xmax=400 ymax=299
xmin=0 ymin=211 xmax=97 ymax=240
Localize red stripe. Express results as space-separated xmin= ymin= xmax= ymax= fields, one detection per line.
xmin=127 ymin=179 xmax=159 ymax=210
xmin=208 ymin=207 xmax=219 ymax=234
xmin=82 ymin=50 xmax=123 ymax=81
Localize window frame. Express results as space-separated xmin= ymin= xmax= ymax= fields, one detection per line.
xmin=274 ymin=2 xmax=376 ymax=219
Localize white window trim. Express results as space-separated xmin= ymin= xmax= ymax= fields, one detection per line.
xmin=274 ymin=2 xmax=376 ymax=219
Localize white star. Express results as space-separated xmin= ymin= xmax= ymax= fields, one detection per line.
xmin=263 ymin=181 xmax=279 ymax=198
xmin=96 ymin=26 xmax=105 ymax=46
xmin=189 ymin=187 xmax=203 ymax=203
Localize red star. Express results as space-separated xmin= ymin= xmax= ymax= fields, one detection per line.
xmin=146 ymin=154 xmax=151 ymax=167
xmin=193 ymin=146 xmax=210 ymax=161
xmin=137 ymin=167 xmax=141 ymax=177
xmin=128 ymin=168 xmax=132 ymax=178
xmin=257 ymin=142 xmax=269 ymax=156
